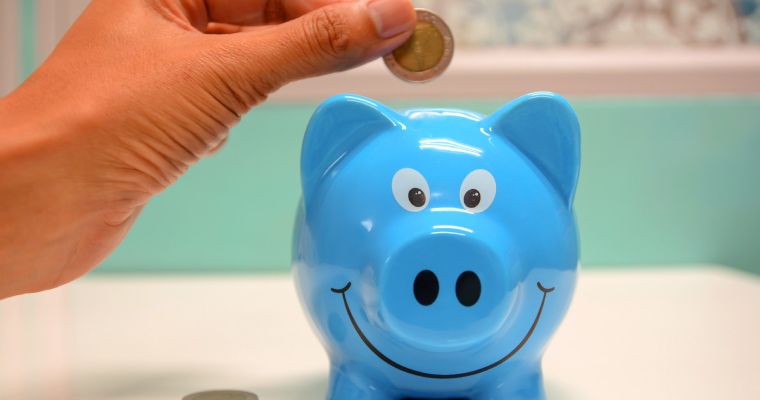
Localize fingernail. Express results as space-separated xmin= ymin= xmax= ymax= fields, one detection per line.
xmin=366 ymin=0 xmax=415 ymax=39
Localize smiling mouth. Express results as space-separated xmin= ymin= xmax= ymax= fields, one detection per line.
xmin=330 ymin=281 xmax=555 ymax=379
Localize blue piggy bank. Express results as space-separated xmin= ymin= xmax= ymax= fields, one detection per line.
xmin=293 ymin=92 xmax=580 ymax=400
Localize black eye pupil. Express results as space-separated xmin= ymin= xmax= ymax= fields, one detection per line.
xmin=408 ymin=188 xmax=426 ymax=207
xmin=464 ymin=189 xmax=481 ymax=208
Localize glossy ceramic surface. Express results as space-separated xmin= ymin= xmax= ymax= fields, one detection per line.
xmin=293 ymin=93 xmax=581 ymax=400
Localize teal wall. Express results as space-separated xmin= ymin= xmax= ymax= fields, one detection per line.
xmin=19 ymin=0 xmax=35 ymax=81
xmin=99 ymin=96 xmax=760 ymax=274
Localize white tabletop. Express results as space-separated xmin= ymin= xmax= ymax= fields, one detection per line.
xmin=1 ymin=266 xmax=759 ymax=400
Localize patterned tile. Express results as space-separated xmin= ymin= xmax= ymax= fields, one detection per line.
xmin=415 ymin=0 xmax=760 ymax=47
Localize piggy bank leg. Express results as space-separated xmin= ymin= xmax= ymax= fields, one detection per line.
xmin=326 ymin=367 xmax=391 ymax=400
xmin=476 ymin=369 xmax=545 ymax=400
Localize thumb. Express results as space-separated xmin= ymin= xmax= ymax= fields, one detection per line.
xmin=222 ymin=0 xmax=416 ymax=94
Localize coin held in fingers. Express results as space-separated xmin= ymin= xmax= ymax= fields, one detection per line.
xmin=383 ymin=9 xmax=454 ymax=83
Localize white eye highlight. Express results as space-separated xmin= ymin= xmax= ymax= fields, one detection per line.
xmin=459 ymin=169 xmax=496 ymax=213
xmin=392 ymin=168 xmax=429 ymax=212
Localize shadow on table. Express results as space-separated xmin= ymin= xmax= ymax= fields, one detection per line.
xmin=66 ymin=369 xmax=328 ymax=400
xmin=70 ymin=370 xmax=579 ymax=400
xmin=256 ymin=375 xmax=581 ymax=400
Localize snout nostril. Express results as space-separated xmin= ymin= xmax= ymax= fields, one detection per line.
xmin=456 ymin=271 xmax=481 ymax=307
xmin=413 ymin=270 xmax=439 ymax=306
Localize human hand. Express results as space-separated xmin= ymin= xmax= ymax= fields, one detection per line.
xmin=0 ymin=0 xmax=415 ymax=299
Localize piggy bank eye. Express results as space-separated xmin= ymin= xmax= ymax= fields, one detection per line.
xmin=392 ymin=168 xmax=429 ymax=212
xmin=460 ymin=169 xmax=496 ymax=213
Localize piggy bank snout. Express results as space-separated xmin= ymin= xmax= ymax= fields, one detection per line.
xmin=412 ymin=269 xmax=482 ymax=307
xmin=378 ymin=233 xmax=517 ymax=349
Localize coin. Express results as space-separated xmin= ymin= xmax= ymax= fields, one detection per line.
xmin=383 ymin=9 xmax=454 ymax=83
xmin=183 ymin=390 xmax=258 ymax=400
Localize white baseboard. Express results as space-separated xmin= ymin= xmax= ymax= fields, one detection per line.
xmin=271 ymin=48 xmax=760 ymax=101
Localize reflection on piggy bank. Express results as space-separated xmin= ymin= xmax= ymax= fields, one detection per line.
xmin=293 ymin=93 xmax=580 ymax=400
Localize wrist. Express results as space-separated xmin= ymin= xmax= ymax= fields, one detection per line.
xmin=0 ymin=89 xmax=96 ymax=298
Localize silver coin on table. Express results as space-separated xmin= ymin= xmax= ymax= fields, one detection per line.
xmin=383 ymin=9 xmax=454 ymax=83
xmin=183 ymin=390 xmax=258 ymax=400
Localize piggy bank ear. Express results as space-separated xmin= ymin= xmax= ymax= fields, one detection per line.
xmin=301 ymin=94 xmax=400 ymax=206
xmin=485 ymin=92 xmax=580 ymax=206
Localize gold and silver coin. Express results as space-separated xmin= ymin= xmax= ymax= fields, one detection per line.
xmin=183 ymin=390 xmax=258 ymax=400
xmin=383 ymin=9 xmax=454 ymax=83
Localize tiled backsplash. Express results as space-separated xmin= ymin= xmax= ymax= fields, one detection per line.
xmin=415 ymin=0 xmax=760 ymax=47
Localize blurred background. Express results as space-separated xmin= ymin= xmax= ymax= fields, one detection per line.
xmin=1 ymin=0 xmax=759 ymax=276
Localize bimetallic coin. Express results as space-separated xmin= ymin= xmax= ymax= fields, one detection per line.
xmin=384 ymin=9 xmax=454 ymax=83
xmin=183 ymin=390 xmax=258 ymax=400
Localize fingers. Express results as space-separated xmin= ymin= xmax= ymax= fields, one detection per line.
xmin=216 ymin=0 xmax=415 ymax=93
xmin=276 ymin=0 xmax=358 ymax=21
xmin=201 ymin=0 xmax=356 ymax=26
xmin=202 ymin=0 xmax=268 ymax=25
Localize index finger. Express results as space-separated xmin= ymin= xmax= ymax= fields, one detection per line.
xmin=204 ymin=0 xmax=357 ymax=26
